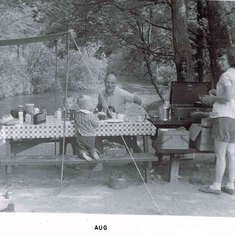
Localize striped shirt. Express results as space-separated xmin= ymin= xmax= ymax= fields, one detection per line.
xmin=74 ymin=110 xmax=99 ymax=136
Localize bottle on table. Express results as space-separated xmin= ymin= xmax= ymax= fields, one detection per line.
xmin=18 ymin=105 xmax=24 ymax=124
xmin=56 ymin=108 xmax=62 ymax=120
xmin=160 ymin=100 xmax=170 ymax=121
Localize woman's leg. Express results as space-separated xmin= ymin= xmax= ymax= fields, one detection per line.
xmin=226 ymin=143 xmax=235 ymax=189
xmin=213 ymin=140 xmax=228 ymax=189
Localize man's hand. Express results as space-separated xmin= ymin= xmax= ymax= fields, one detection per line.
xmin=133 ymin=95 xmax=142 ymax=106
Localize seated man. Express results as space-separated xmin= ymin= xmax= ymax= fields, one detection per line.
xmin=96 ymin=72 xmax=142 ymax=153
xmin=97 ymin=73 xmax=142 ymax=114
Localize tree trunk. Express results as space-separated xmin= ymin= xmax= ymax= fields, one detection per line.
xmin=171 ymin=0 xmax=194 ymax=82
xmin=206 ymin=0 xmax=231 ymax=87
xmin=195 ymin=0 xmax=206 ymax=82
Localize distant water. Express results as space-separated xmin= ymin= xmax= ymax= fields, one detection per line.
xmin=0 ymin=82 xmax=159 ymax=117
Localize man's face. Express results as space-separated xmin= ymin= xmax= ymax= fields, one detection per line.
xmin=105 ymin=75 xmax=117 ymax=94
xmin=217 ymin=54 xmax=230 ymax=72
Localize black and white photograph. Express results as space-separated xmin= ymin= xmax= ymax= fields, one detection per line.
xmin=0 ymin=0 xmax=235 ymax=234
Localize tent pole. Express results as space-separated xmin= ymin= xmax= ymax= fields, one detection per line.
xmin=60 ymin=31 xmax=70 ymax=186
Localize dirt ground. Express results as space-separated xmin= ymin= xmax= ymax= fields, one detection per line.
xmin=1 ymin=142 xmax=235 ymax=217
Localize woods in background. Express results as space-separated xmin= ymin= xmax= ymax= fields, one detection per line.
xmin=0 ymin=0 xmax=234 ymax=99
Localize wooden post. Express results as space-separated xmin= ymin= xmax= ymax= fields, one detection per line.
xmin=168 ymin=154 xmax=180 ymax=183
xmin=5 ymin=140 xmax=12 ymax=174
xmin=143 ymin=136 xmax=152 ymax=183
xmin=143 ymin=136 xmax=149 ymax=152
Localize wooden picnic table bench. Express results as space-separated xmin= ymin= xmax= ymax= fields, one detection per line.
xmin=0 ymin=116 xmax=157 ymax=183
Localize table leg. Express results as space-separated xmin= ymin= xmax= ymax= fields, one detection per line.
xmin=5 ymin=140 xmax=12 ymax=175
xmin=168 ymin=154 xmax=180 ymax=183
xmin=144 ymin=161 xmax=152 ymax=183
xmin=143 ymin=136 xmax=149 ymax=152
xmin=59 ymin=138 xmax=63 ymax=155
xmin=54 ymin=141 xmax=57 ymax=155
xmin=143 ymin=136 xmax=152 ymax=183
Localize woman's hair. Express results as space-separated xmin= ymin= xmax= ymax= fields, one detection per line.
xmin=227 ymin=47 xmax=235 ymax=67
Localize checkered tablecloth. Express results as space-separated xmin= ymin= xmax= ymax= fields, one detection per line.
xmin=0 ymin=116 xmax=156 ymax=140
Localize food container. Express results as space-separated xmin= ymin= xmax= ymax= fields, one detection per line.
xmin=25 ymin=104 xmax=34 ymax=114
xmin=108 ymin=175 xmax=128 ymax=189
xmin=33 ymin=112 xmax=46 ymax=124
xmin=34 ymin=107 xmax=40 ymax=114
xmin=153 ymin=128 xmax=189 ymax=150
xmin=117 ymin=113 xmax=125 ymax=121
xmin=56 ymin=108 xmax=62 ymax=120
xmin=63 ymin=109 xmax=76 ymax=121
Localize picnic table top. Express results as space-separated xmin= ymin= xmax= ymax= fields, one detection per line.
xmin=0 ymin=115 xmax=156 ymax=140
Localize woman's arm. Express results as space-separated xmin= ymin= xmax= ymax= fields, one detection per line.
xmin=201 ymin=79 xmax=233 ymax=105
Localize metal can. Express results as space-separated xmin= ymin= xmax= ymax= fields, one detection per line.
xmin=161 ymin=101 xmax=170 ymax=121
xmin=162 ymin=107 xmax=169 ymax=121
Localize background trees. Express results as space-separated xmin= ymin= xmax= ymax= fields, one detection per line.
xmin=0 ymin=0 xmax=234 ymax=100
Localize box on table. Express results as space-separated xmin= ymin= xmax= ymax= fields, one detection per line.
xmin=189 ymin=123 xmax=214 ymax=151
xmin=153 ymin=128 xmax=189 ymax=150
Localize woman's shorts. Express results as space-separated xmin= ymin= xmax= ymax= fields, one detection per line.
xmin=212 ymin=117 xmax=235 ymax=143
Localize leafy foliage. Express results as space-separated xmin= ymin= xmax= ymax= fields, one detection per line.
xmin=0 ymin=0 xmax=234 ymax=100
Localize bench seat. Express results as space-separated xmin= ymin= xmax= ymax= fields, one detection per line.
xmin=0 ymin=153 xmax=158 ymax=183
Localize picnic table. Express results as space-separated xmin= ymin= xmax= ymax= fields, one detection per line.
xmin=0 ymin=116 xmax=158 ymax=182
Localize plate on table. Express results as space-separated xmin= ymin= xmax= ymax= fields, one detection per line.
xmin=0 ymin=119 xmax=19 ymax=126
xmin=105 ymin=119 xmax=124 ymax=123
xmin=0 ymin=115 xmax=18 ymax=126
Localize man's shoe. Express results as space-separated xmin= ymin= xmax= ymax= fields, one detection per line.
xmin=199 ymin=185 xmax=221 ymax=195
xmin=221 ymin=187 xmax=235 ymax=195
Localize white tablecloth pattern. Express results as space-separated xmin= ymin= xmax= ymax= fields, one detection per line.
xmin=0 ymin=116 xmax=156 ymax=140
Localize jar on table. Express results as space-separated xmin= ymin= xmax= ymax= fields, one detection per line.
xmin=25 ymin=113 xmax=32 ymax=124
xmin=56 ymin=108 xmax=62 ymax=120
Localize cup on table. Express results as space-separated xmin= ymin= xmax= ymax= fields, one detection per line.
xmin=117 ymin=113 xmax=125 ymax=121
xmin=25 ymin=104 xmax=34 ymax=114
xmin=137 ymin=115 xmax=143 ymax=122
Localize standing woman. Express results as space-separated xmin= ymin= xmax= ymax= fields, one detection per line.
xmin=200 ymin=47 xmax=235 ymax=195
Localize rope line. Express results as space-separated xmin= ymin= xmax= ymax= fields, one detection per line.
xmin=120 ymin=136 xmax=161 ymax=214
xmin=67 ymin=30 xmax=161 ymax=213
xmin=70 ymin=34 xmax=94 ymax=82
